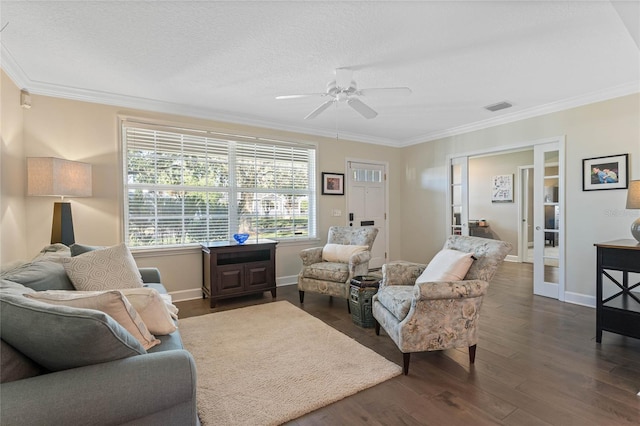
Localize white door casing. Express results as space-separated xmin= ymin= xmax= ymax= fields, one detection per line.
xmin=346 ymin=160 xmax=387 ymax=269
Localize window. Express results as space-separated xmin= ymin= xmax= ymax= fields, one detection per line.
xmin=122 ymin=120 xmax=316 ymax=248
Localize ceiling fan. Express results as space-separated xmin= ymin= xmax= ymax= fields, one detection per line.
xmin=275 ymin=68 xmax=411 ymax=120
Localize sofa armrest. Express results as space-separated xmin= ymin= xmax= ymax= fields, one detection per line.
xmin=382 ymin=261 xmax=426 ymax=287
xmin=299 ymin=247 xmax=323 ymax=266
xmin=0 ymin=350 xmax=198 ymax=426
xmin=139 ymin=267 xmax=162 ymax=284
xmin=414 ymin=279 xmax=488 ymax=300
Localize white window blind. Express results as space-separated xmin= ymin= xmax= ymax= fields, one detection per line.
xmin=122 ymin=121 xmax=316 ymax=248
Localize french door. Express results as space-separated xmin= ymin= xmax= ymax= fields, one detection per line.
xmin=533 ymin=142 xmax=564 ymax=300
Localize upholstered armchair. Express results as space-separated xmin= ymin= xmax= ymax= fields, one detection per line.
xmin=298 ymin=226 xmax=379 ymax=309
xmin=372 ymin=235 xmax=512 ymax=375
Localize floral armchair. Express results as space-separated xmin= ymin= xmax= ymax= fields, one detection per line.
xmin=372 ymin=235 xmax=512 ymax=375
xmin=298 ymin=226 xmax=378 ymax=309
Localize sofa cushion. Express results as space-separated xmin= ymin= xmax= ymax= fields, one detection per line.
xmin=0 ymin=261 xmax=75 ymax=291
xmin=0 ymin=279 xmax=36 ymax=295
xmin=322 ymin=244 xmax=368 ymax=263
xmin=0 ymin=293 xmax=146 ymax=372
xmin=376 ymin=285 xmax=415 ymax=321
xmin=415 ymin=249 xmax=475 ymax=284
xmin=302 ymin=262 xmax=349 ymax=282
xmin=0 ymin=340 xmax=43 ymax=383
xmin=26 ymin=291 xmax=160 ymax=350
xmin=62 ymin=243 xmax=143 ymax=291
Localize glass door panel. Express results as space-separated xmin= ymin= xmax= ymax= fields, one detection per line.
xmin=449 ymin=157 xmax=468 ymax=236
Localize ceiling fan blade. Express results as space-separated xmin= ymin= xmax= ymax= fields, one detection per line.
xmin=358 ymin=87 xmax=412 ymax=96
xmin=275 ymin=93 xmax=326 ymax=100
xmin=304 ymin=100 xmax=335 ymax=120
xmin=347 ymin=98 xmax=378 ymax=119
xmin=335 ymin=67 xmax=353 ymax=89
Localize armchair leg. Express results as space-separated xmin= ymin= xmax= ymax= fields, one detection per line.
xmin=374 ymin=319 xmax=380 ymax=335
xmin=299 ymin=290 xmax=305 ymax=304
xmin=469 ymin=344 xmax=477 ymax=364
xmin=403 ymin=353 xmax=411 ymax=375
xmin=347 ymin=299 xmax=351 ymax=314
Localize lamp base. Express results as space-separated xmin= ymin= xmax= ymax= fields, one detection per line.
xmin=632 ymin=217 xmax=640 ymax=244
xmin=51 ymin=202 xmax=75 ymax=246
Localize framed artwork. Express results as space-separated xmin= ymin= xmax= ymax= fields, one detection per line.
xmin=321 ymin=172 xmax=344 ymax=195
xmin=582 ymin=153 xmax=628 ymax=191
xmin=491 ymin=174 xmax=513 ymax=203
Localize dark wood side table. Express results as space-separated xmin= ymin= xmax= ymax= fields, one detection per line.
xmin=202 ymin=239 xmax=277 ymax=308
xmin=594 ymin=239 xmax=640 ymax=343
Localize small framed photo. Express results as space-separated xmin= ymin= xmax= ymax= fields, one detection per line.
xmin=491 ymin=174 xmax=513 ymax=203
xmin=582 ymin=154 xmax=628 ymax=191
xmin=322 ymin=172 xmax=344 ymax=195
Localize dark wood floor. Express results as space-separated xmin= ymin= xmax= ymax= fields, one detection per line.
xmin=175 ymin=262 xmax=640 ymax=425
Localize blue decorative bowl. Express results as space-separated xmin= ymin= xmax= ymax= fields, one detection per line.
xmin=233 ymin=233 xmax=250 ymax=244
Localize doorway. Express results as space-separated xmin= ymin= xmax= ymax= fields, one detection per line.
xmin=346 ymin=159 xmax=388 ymax=270
xmin=448 ymin=137 xmax=565 ymax=301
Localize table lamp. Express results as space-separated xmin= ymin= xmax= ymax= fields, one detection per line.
xmin=27 ymin=157 xmax=92 ymax=246
xmin=626 ymin=180 xmax=640 ymax=243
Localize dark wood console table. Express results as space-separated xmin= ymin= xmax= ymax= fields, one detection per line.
xmin=594 ymin=239 xmax=640 ymax=343
xmin=202 ymin=239 xmax=277 ymax=308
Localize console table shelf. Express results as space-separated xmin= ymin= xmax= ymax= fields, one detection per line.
xmin=594 ymin=239 xmax=640 ymax=343
xmin=202 ymin=239 xmax=277 ymax=308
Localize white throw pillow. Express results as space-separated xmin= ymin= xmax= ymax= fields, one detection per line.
xmin=322 ymin=244 xmax=369 ymax=263
xmin=62 ymin=243 xmax=143 ymax=291
xmin=415 ymin=249 xmax=475 ymax=284
xmin=26 ymin=290 xmax=160 ymax=350
xmin=120 ymin=288 xmax=178 ymax=335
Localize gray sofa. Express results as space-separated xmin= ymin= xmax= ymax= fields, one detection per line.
xmin=0 ymin=245 xmax=199 ymax=426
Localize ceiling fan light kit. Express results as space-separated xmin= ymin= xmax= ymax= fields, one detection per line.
xmin=276 ymin=68 xmax=411 ymax=120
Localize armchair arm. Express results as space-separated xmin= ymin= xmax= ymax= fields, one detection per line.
xmin=349 ymin=250 xmax=372 ymax=276
xmin=414 ymin=279 xmax=488 ymax=301
xmin=382 ymin=261 xmax=426 ymax=287
xmin=299 ymin=247 xmax=323 ymax=266
xmin=0 ymin=350 xmax=198 ymax=426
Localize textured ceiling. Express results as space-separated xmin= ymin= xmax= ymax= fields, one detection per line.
xmin=1 ymin=1 xmax=639 ymax=147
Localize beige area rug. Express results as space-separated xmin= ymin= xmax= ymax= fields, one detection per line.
xmin=179 ymin=301 xmax=402 ymax=426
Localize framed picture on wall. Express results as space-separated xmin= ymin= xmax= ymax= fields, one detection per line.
xmin=321 ymin=172 xmax=344 ymax=195
xmin=582 ymin=153 xmax=628 ymax=191
xmin=491 ymin=174 xmax=513 ymax=203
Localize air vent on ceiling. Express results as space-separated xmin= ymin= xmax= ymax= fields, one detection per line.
xmin=484 ymin=101 xmax=512 ymax=112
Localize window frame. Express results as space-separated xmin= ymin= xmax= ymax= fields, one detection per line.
xmin=120 ymin=117 xmax=317 ymax=249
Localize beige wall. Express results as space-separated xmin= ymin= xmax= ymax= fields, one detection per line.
xmin=468 ymin=150 xmax=534 ymax=256
xmin=399 ymin=93 xmax=640 ymax=303
xmin=1 ymin=73 xmax=403 ymax=299
xmin=1 ymin=71 xmax=28 ymax=265
xmin=3 ymin=69 xmax=639 ymax=303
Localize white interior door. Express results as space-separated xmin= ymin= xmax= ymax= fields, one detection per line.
xmin=448 ymin=156 xmax=469 ymax=236
xmin=346 ymin=160 xmax=387 ymax=269
xmin=533 ymin=142 xmax=564 ymax=300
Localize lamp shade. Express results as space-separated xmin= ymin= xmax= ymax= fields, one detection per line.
xmin=627 ymin=180 xmax=640 ymax=209
xmin=27 ymin=157 xmax=92 ymax=197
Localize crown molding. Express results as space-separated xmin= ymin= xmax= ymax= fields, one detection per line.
xmin=397 ymin=81 xmax=640 ymax=147
xmin=3 ymin=44 xmax=636 ymax=150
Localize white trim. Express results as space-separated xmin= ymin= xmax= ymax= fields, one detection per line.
xmin=563 ymin=292 xmax=596 ymax=308
xmin=169 ymin=288 xmax=203 ymax=303
xmin=399 ymin=82 xmax=639 ymax=147
xmin=171 ymin=279 xmax=297 ymax=302
xmin=4 ymin=44 xmax=637 ymax=149
xmin=345 ymin=157 xmax=390 ymax=265
xmin=504 ymin=254 xmax=519 ymax=263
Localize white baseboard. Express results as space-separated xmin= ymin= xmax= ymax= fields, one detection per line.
xmin=504 ymin=254 xmax=519 ymax=263
xmin=169 ymin=288 xmax=204 ymax=303
xmin=170 ymin=275 xmax=298 ymax=302
xmin=563 ymin=292 xmax=596 ymax=308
